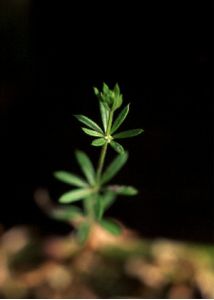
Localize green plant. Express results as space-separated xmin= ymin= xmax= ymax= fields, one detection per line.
xmin=53 ymin=83 xmax=144 ymax=243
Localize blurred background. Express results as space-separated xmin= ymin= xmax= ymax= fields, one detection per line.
xmin=0 ymin=0 xmax=212 ymax=242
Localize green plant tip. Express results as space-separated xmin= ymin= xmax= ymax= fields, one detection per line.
xmin=104 ymin=134 xmax=113 ymax=143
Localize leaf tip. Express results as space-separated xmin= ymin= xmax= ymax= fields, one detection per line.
xmin=53 ymin=171 xmax=59 ymax=178
xmin=74 ymin=149 xmax=81 ymax=157
xmin=93 ymin=86 xmax=99 ymax=95
xmin=139 ymin=128 xmax=144 ymax=134
xmin=73 ymin=114 xmax=80 ymax=120
xmin=58 ymin=196 xmax=66 ymax=204
xmin=130 ymin=188 xmax=138 ymax=195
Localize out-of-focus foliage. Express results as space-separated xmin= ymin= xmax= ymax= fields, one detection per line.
xmin=0 ymin=225 xmax=213 ymax=298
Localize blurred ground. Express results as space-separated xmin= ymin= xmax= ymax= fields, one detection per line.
xmin=0 ymin=225 xmax=213 ymax=299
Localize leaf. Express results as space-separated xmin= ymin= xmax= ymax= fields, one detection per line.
xmin=91 ymin=138 xmax=106 ymax=147
xmin=101 ymin=99 xmax=110 ymax=111
xmin=114 ymin=83 xmax=120 ymax=96
xmin=112 ymin=84 xmax=123 ymax=110
xmin=94 ymin=191 xmax=117 ymax=218
xmin=76 ymin=222 xmax=90 ymax=244
xmin=106 ymin=185 xmax=138 ymax=196
xmin=111 ymin=104 xmax=130 ymax=134
xmin=94 ymin=195 xmax=104 ymax=220
xmin=59 ymin=188 xmax=93 ymax=203
xmin=82 ymin=127 xmax=103 ymax=137
xmin=112 ymin=95 xmax=123 ymax=111
xmin=100 ymin=219 xmax=122 ymax=236
xmin=113 ymin=128 xmax=144 ymax=139
xmin=51 ymin=206 xmax=83 ymax=221
xmin=103 ymin=82 xmax=110 ymax=94
xmin=54 ymin=171 xmax=88 ymax=187
xmin=101 ymin=83 xmax=114 ymax=107
xmin=99 ymin=101 xmax=109 ymax=132
xmin=102 ymin=191 xmax=117 ymax=211
xmin=110 ymin=141 xmax=125 ymax=154
xmin=75 ymin=150 xmax=95 ymax=185
xmin=74 ymin=114 xmax=103 ymax=134
xmin=93 ymin=86 xmax=99 ymax=96
xmin=101 ymin=152 xmax=128 ymax=184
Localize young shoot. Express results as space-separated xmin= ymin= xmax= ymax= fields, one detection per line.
xmin=53 ymin=83 xmax=144 ymax=244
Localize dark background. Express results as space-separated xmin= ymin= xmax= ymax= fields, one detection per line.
xmin=0 ymin=1 xmax=212 ymax=242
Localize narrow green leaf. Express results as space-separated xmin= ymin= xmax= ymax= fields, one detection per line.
xmin=102 ymin=191 xmax=117 ymax=211
xmin=112 ymin=84 xmax=123 ymax=110
xmin=75 ymin=150 xmax=95 ymax=185
xmin=114 ymin=83 xmax=120 ymax=96
xmin=94 ymin=195 xmax=104 ymax=220
xmin=113 ymin=128 xmax=144 ymax=139
xmin=100 ymin=219 xmax=122 ymax=236
xmin=54 ymin=171 xmax=88 ymax=187
xmin=91 ymin=138 xmax=106 ymax=147
xmin=101 ymin=99 xmax=110 ymax=111
xmin=74 ymin=114 xmax=103 ymax=134
xmin=112 ymin=96 xmax=120 ymax=111
xmin=113 ymin=94 xmax=123 ymax=110
xmin=59 ymin=188 xmax=93 ymax=203
xmin=111 ymin=104 xmax=130 ymax=134
xmin=93 ymin=87 xmax=99 ymax=96
xmin=95 ymin=190 xmax=120 ymax=218
xmin=101 ymin=152 xmax=128 ymax=184
xmin=82 ymin=127 xmax=103 ymax=137
xmin=101 ymin=83 xmax=114 ymax=107
xmin=51 ymin=206 xmax=83 ymax=221
xmin=107 ymin=185 xmax=138 ymax=196
xmin=76 ymin=222 xmax=90 ymax=244
xmin=103 ymin=82 xmax=110 ymax=94
xmin=99 ymin=101 xmax=109 ymax=132
xmin=110 ymin=141 xmax=125 ymax=154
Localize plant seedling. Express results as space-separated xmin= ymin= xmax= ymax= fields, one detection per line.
xmin=52 ymin=83 xmax=144 ymax=244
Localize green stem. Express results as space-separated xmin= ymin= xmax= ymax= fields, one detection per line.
xmin=96 ymin=110 xmax=114 ymax=183
xmin=96 ymin=142 xmax=108 ymax=182
xmin=84 ymin=197 xmax=95 ymax=223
